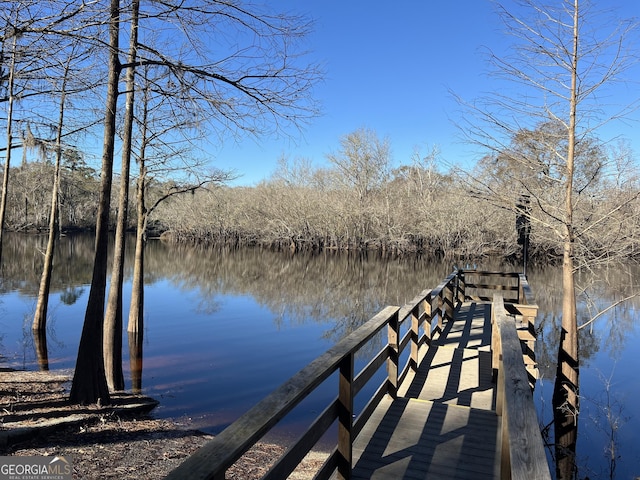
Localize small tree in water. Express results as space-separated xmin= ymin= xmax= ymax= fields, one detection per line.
xmin=70 ymin=0 xmax=320 ymax=404
xmin=455 ymin=1 xmax=639 ymax=477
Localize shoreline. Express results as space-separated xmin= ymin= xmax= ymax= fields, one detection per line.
xmin=0 ymin=368 xmax=328 ymax=479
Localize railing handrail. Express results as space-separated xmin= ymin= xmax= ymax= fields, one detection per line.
xmin=518 ymin=273 xmax=537 ymax=305
xmin=493 ymin=293 xmax=551 ymax=480
xmin=430 ymin=270 xmax=459 ymax=299
xmin=164 ymin=304 xmax=399 ymax=480
xmin=165 ymin=272 xmax=463 ymax=480
xmin=459 ymin=270 xmax=523 ymax=303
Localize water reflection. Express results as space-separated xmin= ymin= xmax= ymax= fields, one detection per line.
xmin=128 ymin=331 xmax=143 ymax=394
xmin=60 ymin=286 xmax=85 ymax=306
xmin=0 ymin=232 xmax=467 ymax=395
xmin=33 ymin=329 xmax=49 ymax=371
xmin=0 ymin=233 xmax=95 ymax=294
xmin=0 ymin=233 xmax=638 ymax=478
xmin=528 ymin=264 xmax=640 ymax=479
xmin=528 ymin=265 xmax=640 ymax=376
xmin=150 ymin=243 xmax=465 ymax=342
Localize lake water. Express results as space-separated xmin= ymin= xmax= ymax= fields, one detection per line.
xmin=0 ymin=233 xmax=638 ymax=478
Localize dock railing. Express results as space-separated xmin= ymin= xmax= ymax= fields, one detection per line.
xmin=164 ymin=270 xmax=544 ymax=480
xmin=165 ymin=272 xmax=460 ymax=480
xmin=460 ymin=270 xmax=539 ymax=383
xmin=493 ymin=293 xmax=551 ymax=480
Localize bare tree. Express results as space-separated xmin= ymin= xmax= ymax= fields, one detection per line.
xmin=1 ymin=0 xmax=102 ymax=323
xmin=32 ymin=50 xmax=74 ymax=333
xmin=326 ymin=128 xmax=392 ymax=245
xmin=28 ymin=10 xmax=102 ymax=333
xmin=327 ymin=128 xmax=392 ymax=205
xmin=124 ymin=67 xmax=234 ymax=336
xmin=103 ymin=0 xmax=140 ymax=392
xmin=1 ymin=0 xmax=92 ymax=262
xmin=99 ymin=0 xmax=320 ymax=393
xmin=454 ymin=1 xmax=639 ymax=477
xmin=0 ymin=8 xmax=20 ymax=266
xmin=70 ymin=0 xmax=119 ymax=406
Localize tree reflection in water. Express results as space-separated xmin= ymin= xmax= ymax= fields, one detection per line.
xmin=530 ymin=264 xmax=639 ymax=479
xmin=33 ymin=328 xmax=49 ymax=371
xmin=128 ymin=331 xmax=143 ymax=394
xmin=1 ymin=233 xmax=638 ymax=478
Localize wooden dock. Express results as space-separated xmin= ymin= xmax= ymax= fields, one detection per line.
xmin=165 ymin=271 xmax=551 ymax=480
xmin=351 ymin=301 xmax=499 ymax=479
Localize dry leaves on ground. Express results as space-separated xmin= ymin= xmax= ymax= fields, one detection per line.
xmin=1 ymin=369 xmax=327 ymax=479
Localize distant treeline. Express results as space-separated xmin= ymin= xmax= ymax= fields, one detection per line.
xmin=3 ymin=158 xmax=513 ymax=259
xmin=155 ymin=174 xmax=520 ymax=260
xmin=7 ymin=144 xmax=639 ymax=263
xmin=154 ymin=153 xmax=640 ymax=264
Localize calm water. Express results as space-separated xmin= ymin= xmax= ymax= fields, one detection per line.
xmin=0 ymin=233 xmax=638 ymax=478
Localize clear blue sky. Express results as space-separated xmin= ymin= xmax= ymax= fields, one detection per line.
xmin=210 ymin=1 xmax=640 ymax=186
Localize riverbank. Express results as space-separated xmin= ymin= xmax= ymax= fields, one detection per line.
xmin=0 ymin=369 xmax=327 ymax=479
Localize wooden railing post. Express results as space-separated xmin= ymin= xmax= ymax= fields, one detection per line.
xmin=516 ymin=274 xmax=539 ymax=385
xmin=457 ymin=270 xmax=466 ymax=303
xmin=444 ymin=281 xmax=454 ymax=323
xmin=410 ymin=304 xmax=420 ymax=370
xmin=387 ymin=309 xmax=400 ymax=398
xmin=436 ymin=293 xmax=444 ymax=332
xmin=337 ymin=353 xmax=354 ymax=480
xmin=491 ymin=294 xmax=501 ymax=384
xmin=518 ymin=275 xmax=524 ymax=303
xmin=424 ymin=292 xmax=433 ymax=345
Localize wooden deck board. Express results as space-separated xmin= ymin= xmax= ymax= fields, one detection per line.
xmin=350 ymin=301 xmax=501 ymax=479
xmin=434 ymin=302 xmax=492 ymax=350
xmin=352 ymin=397 xmax=500 ymax=479
xmin=398 ymin=301 xmax=495 ymax=411
xmin=397 ymin=345 xmax=494 ymax=410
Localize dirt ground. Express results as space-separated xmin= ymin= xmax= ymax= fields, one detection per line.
xmin=0 ymin=369 xmax=327 ymax=479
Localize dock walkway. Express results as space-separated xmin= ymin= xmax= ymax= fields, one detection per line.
xmin=165 ymin=271 xmax=551 ymax=480
xmin=351 ymin=301 xmax=499 ymax=479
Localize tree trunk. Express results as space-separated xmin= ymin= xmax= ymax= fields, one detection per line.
xmin=103 ymin=0 xmax=139 ymax=392
xmin=69 ymin=0 xmax=121 ymax=406
xmin=128 ymin=68 xmax=150 ymax=335
xmin=0 ymin=32 xmax=18 ymax=266
xmin=128 ymin=330 xmax=143 ymax=393
xmin=33 ymin=56 xmax=69 ymax=333
xmin=552 ymin=2 xmax=580 ymax=478
xmin=128 ymin=171 xmax=146 ymax=334
xmin=553 ymin=232 xmax=579 ymax=480
xmin=33 ymin=329 xmax=49 ymax=371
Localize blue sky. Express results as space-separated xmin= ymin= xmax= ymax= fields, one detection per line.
xmin=210 ymin=1 xmax=640 ymax=186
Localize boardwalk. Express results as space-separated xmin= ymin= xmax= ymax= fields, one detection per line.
xmin=165 ymin=271 xmax=551 ymax=480
xmin=351 ymin=302 xmax=499 ymax=479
